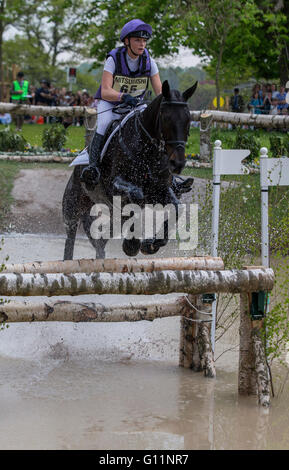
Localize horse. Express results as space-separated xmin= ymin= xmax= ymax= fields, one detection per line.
xmin=62 ymin=80 xmax=197 ymax=260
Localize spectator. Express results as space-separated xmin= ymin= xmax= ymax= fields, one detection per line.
xmin=262 ymin=91 xmax=272 ymax=114
xmin=252 ymin=83 xmax=261 ymax=99
xmin=35 ymin=80 xmax=54 ymax=106
xmin=270 ymin=97 xmax=279 ymax=115
xmin=260 ymin=83 xmax=267 ymax=99
xmin=229 ymin=87 xmax=244 ymax=113
xmin=271 ymin=83 xmax=279 ymax=99
xmin=58 ymin=88 xmax=69 ymax=106
xmin=276 ymin=85 xmax=288 ymax=112
xmin=10 ymin=71 xmax=31 ymax=131
xmin=248 ymin=92 xmax=263 ymax=114
xmin=81 ymin=91 xmax=90 ymax=106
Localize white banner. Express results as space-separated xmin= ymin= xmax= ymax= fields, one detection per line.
xmin=214 ymin=149 xmax=250 ymax=175
xmin=260 ymin=157 xmax=289 ymax=186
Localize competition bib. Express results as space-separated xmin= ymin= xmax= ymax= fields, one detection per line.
xmin=113 ymin=75 xmax=149 ymax=96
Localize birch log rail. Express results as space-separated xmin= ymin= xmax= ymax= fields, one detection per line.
xmin=0 ymin=296 xmax=187 ymax=323
xmin=3 ymin=256 xmax=224 ymax=274
xmin=0 ymin=268 xmax=274 ymax=297
xmin=1 ymin=102 xmax=289 ymax=129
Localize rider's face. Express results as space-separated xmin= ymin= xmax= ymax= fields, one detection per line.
xmin=125 ymin=37 xmax=147 ymax=56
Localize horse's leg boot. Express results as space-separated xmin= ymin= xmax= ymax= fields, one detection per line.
xmin=80 ymin=133 xmax=104 ymax=190
xmin=171 ymin=175 xmax=194 ymax=196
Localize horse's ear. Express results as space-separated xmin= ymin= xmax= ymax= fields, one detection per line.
xmin=162 ymin=80 xmax=171 ymax=99
xmin=182 ymin=81 xmax=198 ymax=102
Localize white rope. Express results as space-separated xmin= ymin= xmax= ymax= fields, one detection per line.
xmin=183 ymin=317 xmax=212 ymax=323
xmin=184 ymin=295 xmax=213 ymax=315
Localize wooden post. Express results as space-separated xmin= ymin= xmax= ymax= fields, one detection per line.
xmin=12 ymin=64 xmax=19 ymax=81
xmin=238 ymin=292 xmax=257 ymax=396
xmin=238 ymin=287 xmax=271 ymax=406
xmin=180 ymin=294 xmax=215 ymax=377
xmin=84 ymin=107 xmax=97 ymax=147
xmin=199 ymin=113 xmax=213 ymax=162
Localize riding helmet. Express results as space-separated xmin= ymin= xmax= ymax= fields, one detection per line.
xmin=120 ymin=19 xmax=152 ymax=41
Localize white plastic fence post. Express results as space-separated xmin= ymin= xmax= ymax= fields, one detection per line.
xmin=211 ymin=140 xmax=222 ymax=353
xmin=260 ymin=147 xmax=269 ymax=268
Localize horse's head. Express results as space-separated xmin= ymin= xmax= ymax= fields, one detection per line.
xmin=160 ymin=80 xmax=197 ymax=174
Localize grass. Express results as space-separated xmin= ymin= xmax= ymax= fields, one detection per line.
xmin=186 ymin=127 xmax=288 ymax=157
xmin=0 ymin=123 xmax=86 ymax=151
xmin=3 ymin=123 xmax=288 ymax=155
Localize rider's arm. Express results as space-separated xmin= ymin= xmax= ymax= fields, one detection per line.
xmin=150 ymin=73 xmax=162 ymax=96
xmin=101 ymin=71 xmax=123 ymax=102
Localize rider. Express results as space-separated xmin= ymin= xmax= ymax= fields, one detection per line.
xmin=80 ymin=19 xmax=162 ymax=188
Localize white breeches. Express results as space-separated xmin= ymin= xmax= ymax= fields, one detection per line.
xmin=96 ymin=99 xmax=122 ymax=136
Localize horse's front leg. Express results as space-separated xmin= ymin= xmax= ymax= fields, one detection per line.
xmin=111 ymin=176 xmax=144 ymax=257
xmin=113 ymin=175 xmax=144 ymax=204
xmin=140 ymin=187 xmax=180 ymax=255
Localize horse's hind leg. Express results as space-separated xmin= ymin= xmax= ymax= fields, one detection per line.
xmin=64 ymin=222 xmax=78 ymax=260
xmin=62 ymin=166 xmax=87 ymax=260
xmin=81 ymin=210 xmax=108 ymax=259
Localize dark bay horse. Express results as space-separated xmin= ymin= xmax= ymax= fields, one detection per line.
xmin=62 ymin=80 xmax=197 ymax=260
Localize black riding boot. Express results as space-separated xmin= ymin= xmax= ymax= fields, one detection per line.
xmin=80 ymin=133 xmax=104 ymax=190
xmin=171 ymin=175 xmax=194 ymax=198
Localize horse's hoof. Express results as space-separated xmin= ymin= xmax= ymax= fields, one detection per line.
xmin=122 ymin=238 xmax=141 ymax=257
xmin=140 ymin=239 xmax=161 ymax=255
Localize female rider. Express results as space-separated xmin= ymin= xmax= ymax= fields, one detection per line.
xmin=81 ymin=19 xmax=162 ymax=189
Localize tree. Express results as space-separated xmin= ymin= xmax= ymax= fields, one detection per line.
xmin=0 ymin=0 xmax=25 ymax=98
xmin=77 ymin=0 xmax=257 ymax=108
xmin=78 ymin=0 xmax=289 ymax=105
xmin=245 ymin=0 xmax=289 ymax=84
xmin=12 ymin=0 xmax=87 ymax=67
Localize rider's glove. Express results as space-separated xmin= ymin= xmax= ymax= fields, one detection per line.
xmin=121 ymin=94 xmax=138 ymax=107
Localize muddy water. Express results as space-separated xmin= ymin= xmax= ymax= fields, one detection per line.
xmin=0 ymin=234 xmax=289 ymax=450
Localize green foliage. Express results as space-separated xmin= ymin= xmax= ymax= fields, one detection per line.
xmin=269 ymin=134 xmax=289 ymax=158
xmin=210 ymin=127 xmax=260 ymax=162
xmin=0 ymin=127 xmax=27 ymax=152
xmin=42 ymin=124 xmax=67 ymax=151
xmin=234 ymin=127 xmax=261 ymax=162
xmin=210 ymin=128 xmax=235 ymax=149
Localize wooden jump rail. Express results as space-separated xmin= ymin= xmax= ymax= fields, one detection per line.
xmin=0 ymin=256 xmax=274 ymax=406
xmin=2 ymin=101 xmax=288 ymax=162
xmin=0 ymin=267 xmax=274 ymax=297
xmin=1 ymin=102 xmax=289 ymax=129
xmin=2 ymin=256 xmax=224 ymax=274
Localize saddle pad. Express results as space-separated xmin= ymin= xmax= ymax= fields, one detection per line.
xmin=69 ymin=104 xmax=147 ymax=167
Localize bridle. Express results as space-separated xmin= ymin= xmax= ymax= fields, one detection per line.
xmin=137 ymin=98 xmax=190 ymax=153
xmin=159 ymin=100 xmax=190 ymax=150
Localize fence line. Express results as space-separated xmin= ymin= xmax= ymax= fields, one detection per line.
xmin=1 ymin=102 xmax=289 ymax=129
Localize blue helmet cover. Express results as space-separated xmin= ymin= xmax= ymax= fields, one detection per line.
xmin=120 ymin=19 xmax=152 ymax=41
